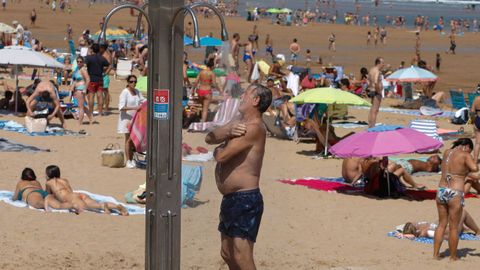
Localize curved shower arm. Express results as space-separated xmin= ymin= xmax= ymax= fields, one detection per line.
xmin=187 ymin=2 xmax=229 ymax=41
xmin=171 ymin=6 xmax=200 ymax=48
xmin=134 ymin=2 xmax=149 ymax=40
xmin=98 ymin=4 xmax=152 ymax=44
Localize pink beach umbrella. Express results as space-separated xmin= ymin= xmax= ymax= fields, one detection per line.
xmin=330 ymin=125 xmax=443 ymax=158
xmin=330 ymin=125 xmax=443 ymax=196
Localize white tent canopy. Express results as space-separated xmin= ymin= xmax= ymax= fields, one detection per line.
xmin=0 ymin=46 xmax=64 ymax=69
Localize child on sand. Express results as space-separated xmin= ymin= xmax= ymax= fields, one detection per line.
xmin=45 ymin=165 xmax=129 ymax=215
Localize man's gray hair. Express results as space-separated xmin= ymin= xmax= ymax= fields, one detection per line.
xmin=249 ymin=84 xmax=272 ymax=113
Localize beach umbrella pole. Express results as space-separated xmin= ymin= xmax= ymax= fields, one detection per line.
xmin=324 ymin=115 xmax=330 ymax=157
xmin=382 ymin=157 xmax=391 ymax=197
xmin=15 ymin=65 xmax=18 ymax=114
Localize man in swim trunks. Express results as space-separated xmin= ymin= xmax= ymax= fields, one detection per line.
xmin=289 ymin=38 xmax=300 ymax=65
xmin=388 ymin=155 xmax=442 ymax=190
xmin=367 ymin=57 xmax=384 ymax=128
xmin=85 ymin=43 xmax=109 ymax=117
xmin=206 ymin=84 xmax=272 ymax=270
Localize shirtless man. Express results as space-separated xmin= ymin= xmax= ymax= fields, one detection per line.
xmin=100 ymin=43 xmax=113 ymax=114
xmin=230 ymin=33 xmax=241 ymax=73
xmin=367 ymin=57 xmax=384 ymax=128
xmin=265 ymin=34 xmax=274 ymax=58
xmin=45 ymin=165 xmax=128 ymax=215
xmin=205 ymin=84 xmax=272 ymax=270
xmin=289 ymin=38 xmax=300 ymax=65
xmin=244 ymin=36 xmax=255 ymax=83
xmin=342 ymin=157 xmax=382 ymax=184
xmin=388 ymin=155 xmax=442 ymax=190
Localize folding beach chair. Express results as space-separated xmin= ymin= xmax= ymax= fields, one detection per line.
xmin=115 ymin=59 xmax=133 ymax=80
xmin=449 ymin=89 xmax=467 ymax=110
xmin=468 ymin=92 xmax=480 ymax=108
xmin=409 ymin=119 xmax=442 ymax=142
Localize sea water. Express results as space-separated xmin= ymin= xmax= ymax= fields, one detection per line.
xmin=239 ymin=0 xmax=480 ymax=28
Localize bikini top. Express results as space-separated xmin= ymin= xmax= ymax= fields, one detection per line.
xmin=444 ymin=149 xmax=464 ymax=186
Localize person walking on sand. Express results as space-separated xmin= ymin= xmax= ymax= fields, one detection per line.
xmin=367 ymin=57 xmax=384 ymax=128
xmin=30 ymin=9 xmax=37 ymax=27
xmin=205 ymin=84 xmax=272 ymax=270
xmin=85 ymin=43 xmax=109 ymax=118
xmin=289 ymin=38 xmax=300 ymax=65
xmin=434 ymin=138 xmax=478 ymax=261
xmin=448 ymin=33 xmax=456 ymax=55
xmin=328 ymin=33 xmax=336 ymax=52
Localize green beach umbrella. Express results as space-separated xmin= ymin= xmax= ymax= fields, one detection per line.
xmin=290 ymin=87 xmax=371 ymax=156
xmin=267 ymin=8 xmax=282 ymax=14
xmin=136 ymin=76 xmax=148 ymax=93
xmin=280 ymin=8 xmax=292 ymax=13
xmin=290 ymin=87 xmax=371 ymax=106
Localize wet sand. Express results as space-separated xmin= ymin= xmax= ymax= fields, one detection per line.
xmin=1 ymin=2 xmax=480 ymax=269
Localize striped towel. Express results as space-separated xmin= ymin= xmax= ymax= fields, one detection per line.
xmin=409 ymin=119 xmax=442 ymax=142
xmin=129 ymin=101 xmax=148 ymax=153
xmin=188 ymin=98 xmax=240 ymax=132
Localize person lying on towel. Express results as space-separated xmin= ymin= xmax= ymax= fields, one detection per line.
xmin=44 ymin=165 xmax=129 ymax=215
xmin=397 ymin=209 xmax=479 ymax=239
xmin=13 ymin=167 xmax=74 ymax=211
xmin=387 ymin=155 xmax=442 ymax=190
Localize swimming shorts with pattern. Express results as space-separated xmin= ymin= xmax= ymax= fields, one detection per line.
xmin=218 ymin=188 xmax=263 ymax=242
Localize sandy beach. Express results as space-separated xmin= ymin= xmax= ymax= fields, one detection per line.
xmin=2 ymin=1 xmax=480 ymax=269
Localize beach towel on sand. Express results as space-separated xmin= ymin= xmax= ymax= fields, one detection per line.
xmin=278 ymin=178 xmax=478 ymax=201
xmin=0 ymin=138 xmax=49 ymax=152
xmin=0 ymin=120 xmax=84 ymax=137
xmin=188 ymin=98 xmax=240 ymax=132
xmin=387 ymin=225 xmax=480 ymax=244
xmin=0 ymin=190 xmax=145 ymax=215
xmin=129 ymin=101 xmax=148 ymax=153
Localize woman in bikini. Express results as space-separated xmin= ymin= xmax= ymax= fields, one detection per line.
xmin=45 ymin=165 xmax=128 ymax=215
xmin=470 ymin=93 xmax=480 ymax=163
xmin=12 ymin=168 xmax=73 ymax=211
xmin=194 ymin=58 xmax=219 ymax=122
xmin=72 ymin=56 xmax=93 ymax=125
xmin=434 ymin=138 xmax=478 ymax=261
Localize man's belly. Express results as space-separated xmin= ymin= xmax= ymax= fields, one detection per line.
xmin=216 ymin=165 xmax=260 ymax=195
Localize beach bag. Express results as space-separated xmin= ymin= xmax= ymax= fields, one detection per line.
xmin=451 ymin=107 xmax=469 ymax=125
xmin=364 ymin=171 xmax=405 ymax=198
xmin=25 ymin=116 xmax=47 ymax=133
xmin=101 ymin=143 xmax=125 ymax=168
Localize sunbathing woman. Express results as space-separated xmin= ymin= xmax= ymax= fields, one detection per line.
xmin=12 ymin=168 xmax=73 ymax=211
xmin=194 ymin=58 xmax=220 ymax=122
xmin=387 ymin=155 xmax=442 ymax=190
xmin=45 ymin=165 xmax=129 ymax=216
xmin=400 ymin=209 xmax=479 ymax=239
xmin=434 ymin=138 xmax=478 ymax=261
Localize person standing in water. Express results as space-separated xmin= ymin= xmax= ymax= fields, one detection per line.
xmin=206 ymin=84 xmax=272 ymax=270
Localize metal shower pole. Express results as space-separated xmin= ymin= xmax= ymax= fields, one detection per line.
xmin=101 ymin=1 xmax=227 ymax=269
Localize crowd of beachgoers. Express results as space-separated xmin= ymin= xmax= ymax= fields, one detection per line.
xmin=3 ymin=0 xmax=480 ymax=268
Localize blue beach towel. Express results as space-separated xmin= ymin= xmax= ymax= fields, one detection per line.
xmin=0 ymin=190 xmax=145 ymax=215
xmin=0 ymin=138 xmax=49 ymax=152
xmin=387 ymin=230 xmax=480 ymax=244
xmin=0 ymin=120 xmax=85 ymax=136
xmin=350 ymin=106 xmax=455 ymax=118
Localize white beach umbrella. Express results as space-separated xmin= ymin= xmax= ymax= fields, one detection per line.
xmin=0 ymin=46 xmax=64 ymax=112
xmin=0 ymin=23 xmax=16 ymax=34
xmin=0 ymin=46 xmax=64 ymax=68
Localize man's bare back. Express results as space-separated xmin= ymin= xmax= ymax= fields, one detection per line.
xmin=342 ymin=157 xmax=364 ymax=184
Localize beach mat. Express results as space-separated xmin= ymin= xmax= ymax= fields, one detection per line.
xmin=277 ymin=178 xmax=363 ymax=193
xmin=387 ymin=228 xmax=480 ymax=244
xmin=332 ymin=121 xmax=369 ymax=129
xmin=0 ymin=137 xmax=50 ymax=152
xmin=0 ymin=120 xmax=85 ymax=137
xmin=278 ymin=178 xmax=478 ymax=201
xmin=350 ymin=106 xmax=454 ymax=118
xmin=0 ymin=190 xmax=145 ymax=215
